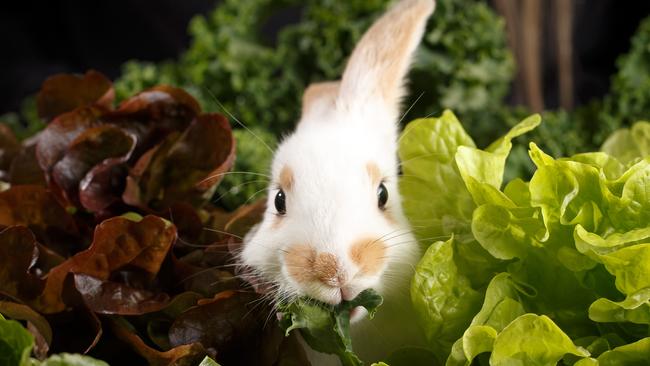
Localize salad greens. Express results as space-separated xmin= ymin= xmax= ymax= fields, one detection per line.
xmin=400 ymin=111 xmax=650 ymax=365
xmin=0 ymin=314 xmax=33 ymax=366
xmin=198 ymin=356 xmax=221 ymax=366
xmin=0 ymin=314 xmax=108 ymax=366
xmin=278 ymin=289 xmax=383 ymax=366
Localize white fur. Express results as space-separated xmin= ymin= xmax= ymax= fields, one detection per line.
xmin=240 ymin=0 xmax=435 ymax=364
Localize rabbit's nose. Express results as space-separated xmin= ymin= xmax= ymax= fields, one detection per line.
xmin=313 ymin=252 xmax=347 ymax=287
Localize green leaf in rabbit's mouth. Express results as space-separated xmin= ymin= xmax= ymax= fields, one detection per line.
xmin=277 ymin=289 xmax=383 ymax=366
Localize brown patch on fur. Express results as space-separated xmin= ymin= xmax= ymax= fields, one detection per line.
xmin=284 ymin=246 xmax=345 ymax=286
xmin=366 ymin=162 xmax=382 ymax=186
xmin=284 ymin=244 xmax=316 ymax=283
xmin=313 ymin=252 xmax=344 ymax=287
xmin=349 ymin=237 xmax=387 ymax=275
xmin=301 ymin=81 xmax=340 ymax=116
xmin=279 ymin=166 xmax=294 ymax=191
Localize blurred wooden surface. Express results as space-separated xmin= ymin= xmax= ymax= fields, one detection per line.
xmin=495 ymin=0 xmax=574 ymax=112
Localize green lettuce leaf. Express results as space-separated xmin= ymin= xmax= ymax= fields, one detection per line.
xmin=565 ymin=152 xmax=626 ymax=180
xmin=529 ymin=143 xmax=612 ymax=234
xmin=490 ymin=314 xmax=589 ymax=365
xmin=471 ymin=205 xmax=546 ymax=260
xmin=409 ymin=237 xmax=482 ymax=359
xmin=398 ymin=110 xmax=476 ymax=245
xmin=0 ymin=314 xmax=109 ymax=366
xmin=455 ymin=114 xmax=540 ymax=204
xmin=446 ymin=273 xmax=530 ymax=366
xmin=278 ymin=289 xmax=382 ymax=366
xmin=606 ymin=157 xmax=650 ymax=230
xmin=0 ymin=314 xmax=33 ymax=366
xmin=596 ymin=243 xmax=650 ymax=295
xmin=198 ymin=356 xmax=222 ymax=366
xmin=448 ymin=325 xmax=496 ymax=366
xmin=589 ymin=288 xmax=650 ymax=325
xmin=36 ymin=354 xmax=109 ymax=366
xmin=575 ymin=337 xmax=650 ymax=365
xmin=601 ymin=121 xmax=650 ymax=166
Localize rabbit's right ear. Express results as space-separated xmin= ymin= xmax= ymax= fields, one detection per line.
xmin=338 ymin=0 xmax=434 ymax=118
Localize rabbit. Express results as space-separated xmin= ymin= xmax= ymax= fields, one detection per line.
xmin=239 ymin=0 xmax=435 ymax=363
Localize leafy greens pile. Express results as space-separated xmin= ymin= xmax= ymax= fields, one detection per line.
xmin=400 ymin=111 xmax=650 ymax=365
xmin=0 ymin=71 xmax=309 ymax=366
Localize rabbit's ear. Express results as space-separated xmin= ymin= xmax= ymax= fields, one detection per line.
xmin=300 ymin=81 xmax=340 ymax=119
xmin=338 ymin=0 xmax=434 ymax=116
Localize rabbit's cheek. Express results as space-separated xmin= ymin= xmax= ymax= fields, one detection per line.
xmin=349 ymin=237 xmax=387 ymax=276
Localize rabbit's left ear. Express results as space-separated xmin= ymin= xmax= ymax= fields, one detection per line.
xmin=338 ymin=0 xmax=435 ymax=118
xmin=300 ymin=81 xmax=340 ymax=119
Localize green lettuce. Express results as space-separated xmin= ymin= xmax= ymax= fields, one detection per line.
xmin=601 ymin=121 xmax=650 ymax=166
xmin=401 ymin=111 xmax=650 ymax=365
xmin=0 ymin=314 xmax=109 ymax=366
xmin=278 ymin=289 xmax=383 ymax=366
xmin=198 ymin=356 xmax=222 ymax=366
xmin=0 ymin=314 xmax=33 ymax=366
xmin=36 ymin=354 xmax=109 ymax=366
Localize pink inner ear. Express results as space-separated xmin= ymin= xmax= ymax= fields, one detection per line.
xmin=300 ymin=81 xmax=341 ymax=119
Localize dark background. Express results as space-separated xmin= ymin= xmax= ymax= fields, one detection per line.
xmin=1 ymin=0 xmax=650 ymax=115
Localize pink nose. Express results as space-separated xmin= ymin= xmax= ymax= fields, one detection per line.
xmin=313 ymin=252 xmax=347 ymax=287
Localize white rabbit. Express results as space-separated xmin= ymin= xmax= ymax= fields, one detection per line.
xmin=240 ymin=0 xmax=435 ymax=364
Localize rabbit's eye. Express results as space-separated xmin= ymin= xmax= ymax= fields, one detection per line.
xmin=275 ymin=189 xmax=287 ymax=215
xmin=377 ymin=183 xmax=388 ymax=209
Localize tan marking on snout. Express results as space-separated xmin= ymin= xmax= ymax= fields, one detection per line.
xmin=284 ymin=244 xmax=316 ymax=283
xmin=279 ymin=166 xmax=294 ymax=191
xmin=366 ymin=162 xmax=382 ymax=186
xmin=313 ymin=252 xmax=345 ymax=287
xmin=349 ymin=237 xmax=387 ymax=275
xmin=284 ymin=246 xmax=345 ymax=286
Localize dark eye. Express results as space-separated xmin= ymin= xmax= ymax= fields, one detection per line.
xmin=377 ymin=183 xmax=388 ymax=209
xmin=275 ymin=189 xmax=286 ymax=215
